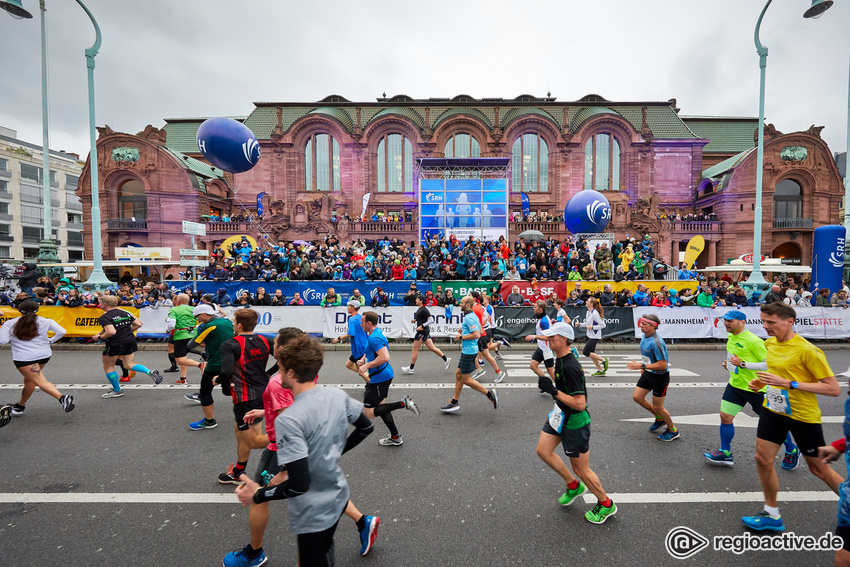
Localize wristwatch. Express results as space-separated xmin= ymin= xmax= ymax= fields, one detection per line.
xmin=789 ymin=381 xmax=799 ymax=390
xmin=641 ymin=363 xmax=646 ymax=371
xmin=739 ymin=361 xmax=747 ymax=369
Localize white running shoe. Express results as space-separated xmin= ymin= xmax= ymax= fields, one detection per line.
xmin=401 ymin=366 xmax=414 ymax=375
xmin=101 ymin=390 xmax=124 ymax=399
xmin=378 ymin=435 xmax=403 ymax=446
xmin=403 ymin=395 xmax=420 ymax=416
xmin=493 ymin=369 xmax=508 ymax=384
xmin=444 ymin=357 xmax=451 ymax=371
xmin=471 ymin=369 xmax=486 ymax=380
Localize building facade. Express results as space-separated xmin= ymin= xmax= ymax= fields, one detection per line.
xmin=0 ymin=126 xmax=85 ymax=262
xmin=77 ymin=95 xmax=845 ymax=269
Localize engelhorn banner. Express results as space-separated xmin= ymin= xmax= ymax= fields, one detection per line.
xmin=811 ymin=225 xmax=845 ymax=295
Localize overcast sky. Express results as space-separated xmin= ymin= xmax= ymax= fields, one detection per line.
xmin=1 ymin=0 xmax=848 ymax=160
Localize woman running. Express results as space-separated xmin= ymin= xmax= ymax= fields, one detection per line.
xmin=402 ymin=294 xmax=451 ymax=374
xmin=578 ymin=297 xmax=608 ymax=376
xmin=0 ymin=299 xmax=74 ymax=416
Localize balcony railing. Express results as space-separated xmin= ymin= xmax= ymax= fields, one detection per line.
xmin=348 ymin=221 xmax=414 ymax=233
xmin=107 ymin=218 xmax=147 ymax=230
xmin=773 ymin=217 xmax=813 ymax=229
xmin=670 ymin=221 xmax=722 ymax=232
xmin=206 ymin=221 xmax=252 ymax=233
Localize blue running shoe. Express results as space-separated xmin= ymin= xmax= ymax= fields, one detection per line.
xmin=781 ymin=447 xmax=800 ymax=471
xmin=359 ymin=515 xmax=380 ymax=556
xmin=742 ymin=511 xmax=785 ymax=531
xmin=657 ymin=428 xmax=681 ymax=442
xmin=223 ymin=545 xmax=268 ymax=567
xmin=704 ymin=450 xmax=734 ymax=466
xmin=189 ymin=417 xmax=217 ymax=431
xmin=648 ymin=419 xmax=665 ymax=432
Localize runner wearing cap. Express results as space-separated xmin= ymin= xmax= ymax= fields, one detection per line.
xmin=627 ymin=313 xmax=680 ymax=441
xmin=185 ymin=303 xmax=234 ymax=430
xmin=536 ymin=322 xmax=617 ymax=524
xmin=331 ymin=299 xmax=369 ymax=375
xmin=401 ymin=294 xmax=450 ymax=375
xmin=704 ymin=310 xmax=798 ymax=466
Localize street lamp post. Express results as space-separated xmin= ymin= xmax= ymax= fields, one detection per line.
xmin=744 ymin=0 xmax=833 ymax=294
xmin=1 ymin=0 xmax=113 ymax=290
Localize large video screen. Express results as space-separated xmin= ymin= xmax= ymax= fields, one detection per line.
xmin=419 ymin=178 xmax=508 ymax=244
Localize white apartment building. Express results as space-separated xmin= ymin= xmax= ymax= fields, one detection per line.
xmin=0 ymin=125 xmax=85 ymax=262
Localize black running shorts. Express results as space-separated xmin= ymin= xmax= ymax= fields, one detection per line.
xmin=172 ymin=338 xmax=191 ymax=358
xmin=582 ymin=339 xmax=599 ymax=358
xmin=636 ymin=371 xmax=670 ymax=398
xmin=102 ymin=342 xmax=138 ymax=357
xmin=297 ymin=512 xmax=343 ymax=567
xmin=756 ymin=407 xmax=826 ymax=457
xmin=13 ymin=357 xmax=50 ymax=369
xmin=532 ymin=347 xmax=555 ymax=369
xmin=364 ymin=379 xmax=392 ymax=408
xmin=414 ymin=328 xmax=431 ymax=342
xmin=542 ymin=421 xmax=591 ymax=458
xmin=233 ymin=398 xmax=264 ymax=431
xmin=253 ymin=447 xmax=280 ymax=485
xmin=458 ymin=353 xmax=477 ymax=375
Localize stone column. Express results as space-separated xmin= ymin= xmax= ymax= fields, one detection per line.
xmin=707 ymin=240 xmax=717 ymax=268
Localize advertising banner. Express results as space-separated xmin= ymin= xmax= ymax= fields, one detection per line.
xmin=322 ymin=306 xmax=405 ymax=339
xmin=497 ymin=280 xmax=698 ymax=303
xmin=811 ymin=225 xmax=845 ymax=295
xmin=432 ymin=281 xmax=500 ymax=299
xmin=419 ymin=178 xmax=508 ymax=244
xmin=633 ymin=307 xmax=713 ymax=339
xmin=187 ymin=281 xmax=430 ymax=306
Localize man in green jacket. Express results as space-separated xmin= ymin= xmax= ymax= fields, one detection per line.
xmin=696 ymin=285 xmax=716 ymax=308
xmin=321 ymin=287 xmax=342 ymax=307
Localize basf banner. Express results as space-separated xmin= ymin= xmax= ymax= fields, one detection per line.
xmin=811 ymin=225 xmax=845 ymax=295
xmin=419 ymin=178 xmax=508 ymax=244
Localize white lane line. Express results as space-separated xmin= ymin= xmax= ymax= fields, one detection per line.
xmin=0 ymin=491 xmax=836 ymax=505
xmin=0 ymin=382 xmax=728 ymax=390
xmin=583 ymin=491 xmax=839 ymax=504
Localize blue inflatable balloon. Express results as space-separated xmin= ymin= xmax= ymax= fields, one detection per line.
xmin=563 ymin=190 xmax=611 ymax=234
xmin=811 ymin=225 xmax=845 ymax=294
xmin=196 ymin=117 xmax=260 ymax=173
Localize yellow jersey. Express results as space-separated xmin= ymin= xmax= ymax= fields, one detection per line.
xmin=762 ymin=334 xmax=833 ymax=423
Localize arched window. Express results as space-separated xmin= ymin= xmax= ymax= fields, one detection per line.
xmin=444 ymin=133 xmax=480 ymax=158
xmin=305 ymin=133 xmax=340 ymax=191
xmin=774 ymin=179 xmax=802 ymax=219
xmin=584 ymin=133 xmax=620 ymax=191
xmin=377 ymin=134 xmax=413 ymax=192
xmin=118 ymin=179 xmax=147 ymax=219
xmin=512 ymin=134 xmax=548 ymax=192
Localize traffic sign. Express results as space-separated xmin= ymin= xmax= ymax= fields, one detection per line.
xmin=182 ymin=221 xmax=206 ymax=236
xmin=180 ymin=260 xmax=208 ymax=267
xmin=179 ymin=249 xmax=209 ymax=256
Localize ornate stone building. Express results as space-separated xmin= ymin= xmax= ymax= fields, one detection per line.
xmin=77 ymin=94 xmax=844 ymax=268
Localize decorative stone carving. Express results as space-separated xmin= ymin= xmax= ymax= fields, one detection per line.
xmin=805 ymin=125 xmax=824 ymax=138
xmin=754 ymin=123 xmax=783 ymax=143
xmin=629 ymin=193 xmax=662 ymax=233
xmin=96 ymin=124 xmax=117 ymax=139
xmin=136 ymin=125 xmax=167 ymax=144
xmin=112 ymin=147 xmax=140 ymax=163
xmin=640 ymin=106 xmax=654 ymax=141
xmin=780 ymin=146 xmax=808 ymax=162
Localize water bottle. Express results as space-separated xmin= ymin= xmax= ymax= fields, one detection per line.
xmin=260 ymin=470 xmax=273 ymax=486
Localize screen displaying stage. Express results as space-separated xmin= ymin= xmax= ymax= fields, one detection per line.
xmin=419 ymin=178 xmax=508 ymax=244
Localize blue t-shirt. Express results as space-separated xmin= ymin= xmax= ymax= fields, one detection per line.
xmin=347 ymin=313 xmax=368 ymax=359
xmin=461 ymin=311 xmax=481 ymax=355
xmin=639 ymin=333 xmax=668 ymax=375
xmin=365 ymin=327 xmax=393 ymax=384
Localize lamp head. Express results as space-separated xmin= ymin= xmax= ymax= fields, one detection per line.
xmin=0 ymin=0 xmax=33 ymax=19
xmin=803 ymin=0 xmax=833 ymax=19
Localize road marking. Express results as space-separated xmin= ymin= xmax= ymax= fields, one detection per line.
xmin=581 ymin=491 xmax=838 ymax=505
xmin=0 ymin=382 xmax=727 ymax=390
xmin=0 ymin=490 xmax=836 ymax=505
xmin=622 ymin=413 xmax=845 ymax=428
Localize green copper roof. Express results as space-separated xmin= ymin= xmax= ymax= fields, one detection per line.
xmin=164 ymin=147 xmax=225 ymax=181
xmin=701 ymin=147 xmax=756 ymax=179
xmin=569 ymin=106 xmax=621 ymax=131
xmin=681 ymin=116 xmax=757 ymax=154
xmin=242 ymin=107 xmax=310 ymax=139
xmin=368 ymin=107 xmax=425 ymax=129
xmin=432 ymin=107 xmax=493 ymax=129
xmin=307 ymin=107 xmax=354 ymax=132
xmin=163 ymin=120 xmax=204 ymax=154
xmin=500 ymin=107 xmax=559 ymax=130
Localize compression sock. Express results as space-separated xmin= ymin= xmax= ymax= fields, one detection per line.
xmin=720 ymin=423 xmax=735 ymax=452
xmin=105 ymin=371 xmax=120 ymax=392
xmin=168 ymin=353 xmax=177 ymax=367
xmin=373 ymin=402 xmax=404 ymax=416
xmin=567 ymin=479 xmax=579 ymax=490
xmin=355 ymin=515 xmax=366 ymax=531
xmin=380 ymin=413 xmax=399 ymax=437
xmin=783 ymin=433 xmax=797 ymax=453
xmin=131 ymin=364 xmax=152 ymax=375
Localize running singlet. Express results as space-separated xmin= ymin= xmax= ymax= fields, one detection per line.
xmin=98 ymin=308 xmax=137 ymax=346
xmin=556 ymin=308 xmax=568 ymax=323
xmin=536 ymin=314 xmax=552 ymax=353
xmin=222 ymin=334 xmax=271 ymax=404
xmin=263 ymin=374 xmax=294 ymax=451
xmin=461 ymin=311 xmax=481 ymax=355
xmin=167 ymin=304 xmax=197 ymax=341
xmin=193 ymin=317 xmax=235 ymax=372
xmin=485 ymin=304 xmax=495 ymax=330
xmin=347 ymin=313 xmax=368 ymax=359
xmin=762 ymin=334 xmax=834 ymax=423
xmin=553 ymin=354 xmax=591 ymax=429
xmin=365 ymin=327 xmax=393 ymax=384
xmin=639 ymin=333 xmax=668 ymax=374
xmin=482 ymin=306 xmax=492 ymax=331
xmin=726 ymin=329 xmax=768 ymax=392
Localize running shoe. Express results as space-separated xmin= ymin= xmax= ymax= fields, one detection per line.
xmin=101 ymin=391 xmax=123 ymax=399
xmin=163 ymin=366 xmax=180 ymax=373
xmin=199 ymin=361 xmax=207 ymax=373
xmin=222 ymin=546 xmax=268 ymax=567
xmin=591 ymin=370 xmax=606 ymax=376
xmin=175 ymin=379 xmax=187 ymax=384
xmin=657 ymin=428 xmax=681 ymax=442
xmin=603 ymin=358 xmax=609 ymax=372
xmin=403 ymin=395 xmax=419 ymax=416
xmin=489 ymin=389 xmax=499 ymax=410
xmin=378 ymin=435 xmax=403 ymax=446
xmin=648 ymin=419 xmax=665 ymax=432
xmin=149 ymin=370 xmax=163 ymax=385
xmin=10 ymin=403 xmax=25 ymax=416
xmin=185 ymin=393 xmax=201 ymax=404
xmin=401 ymin=366 xmax=415 ymax=375
xmin=500 ymin=338 xmax=512 ymax=349
xmin=585 ymin=501 xmax=617 ymax=524
xmin=218 ymin=463 xmax=242 ymax=484
xmin=0 ymin=405 xmax=11 ymax=428
xmin=781 ymin=447 xmax=800 ymax=471
xmin=359 ymin=515 xmax=380 ymax=556
xmin=440 ymin=400 xmax=460 ymax=413
xmin=478 ymin=358 xmax=485 ymax=366
xmin=119 ymin=375 xmax=132 ymax=383
xmin=494 ymin=351 xmax=503 ymax=361
xmin=493 ymin=369 xmax=507 ymax=384
xmin=189 ymin=417 xmax=217 ymax=431
xmin=704 ymin=450 xmax=734 ymax=466
xmin=444 ymin=357 xmax=452 ymax=371
xmin=471 ymin=369 xmax=486 ymax=380
xmin=558 ymin=481 xmax=587 ymax=506
xmin=742 ymin=511 xmax=785 ymax=531
xmin=59 ymin=394 xmax=75 ymax=413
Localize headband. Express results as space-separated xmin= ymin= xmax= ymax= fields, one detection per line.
xmin=638 ymin=317 xmax=660 ymax=328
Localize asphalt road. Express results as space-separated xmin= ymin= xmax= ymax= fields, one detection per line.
xmin=2 ymin=347 xmax=850 ymax=567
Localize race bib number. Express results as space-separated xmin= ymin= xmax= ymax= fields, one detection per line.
xmin=726 ymin=352 xmax=739 ymax=374
xmin=543 ymin=347 xmax=554 ymax=361
xmin=548 ymin=404 xmax=565 ymax=434
xmin=641 ymin=355 xmax=652 ymax=365
xmin=765 ymin=386 xmax=792 ymax=416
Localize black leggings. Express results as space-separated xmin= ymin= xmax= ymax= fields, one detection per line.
xmin=199 ymin=370 xmax=231 ymax=407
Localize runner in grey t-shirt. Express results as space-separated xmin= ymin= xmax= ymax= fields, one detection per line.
xmin=236 ymin=334 xmax=374 ymax=566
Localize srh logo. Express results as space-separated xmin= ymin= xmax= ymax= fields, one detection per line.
xmin=665 ymin=526 xmax=709 ymax=560
xmin=425 ymin=193 xmax=443 ymax=203
xmin=242 ymin=138 xmax=260 ymax=164
xmin=586 ymin=200 xmax=611 ymax=224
